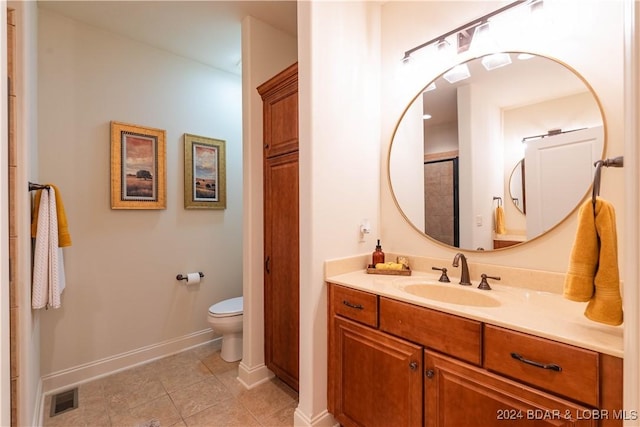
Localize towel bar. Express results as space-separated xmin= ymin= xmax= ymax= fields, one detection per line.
xmin=28 ymin=182 xmax=50 ymax=192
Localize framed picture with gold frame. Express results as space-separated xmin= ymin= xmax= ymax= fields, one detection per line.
xmin=184 ymin=133 xmax=226 ymax=209
xmin=110 ymin=121 xmax=166 ymax=209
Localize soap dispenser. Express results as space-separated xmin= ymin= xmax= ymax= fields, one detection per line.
xmin=372 ymin=239 xmax=385 ymax=265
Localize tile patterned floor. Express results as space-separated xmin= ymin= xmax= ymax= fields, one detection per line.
xmin=42 ymin=343 xmax=298 ymax=427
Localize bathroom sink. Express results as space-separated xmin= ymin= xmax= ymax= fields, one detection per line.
xmin=401 ymin=284 xmax=501 ymax=307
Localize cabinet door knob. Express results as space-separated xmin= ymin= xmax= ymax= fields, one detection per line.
xmin=409 ymin=361 xmax=418 ymax=371
xmin=425 ymin=369 xmax=435 ymax=379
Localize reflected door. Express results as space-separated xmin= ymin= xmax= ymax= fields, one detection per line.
xmin=424 ymin=158 xmax=459 ymax=247
xmin=524 ymin=126 xmax=603 ymax=238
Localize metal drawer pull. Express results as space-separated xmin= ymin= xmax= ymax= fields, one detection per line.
xmin=342 ymin=300 xmax=364 ymax=310
xmin=511 ymin=352 xmax=562 ymax=372
xmin=409 ymin=361 xmax=418 ymax=371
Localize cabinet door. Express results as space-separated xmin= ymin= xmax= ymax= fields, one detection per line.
xmin=264 ymin=151 xmax=299 ymax=391
xmin=425 ymin=351 xmax=596 ymax=427
xmin=257 ymin=63 xmax=298 ymax=158
xmin=330 ymin=317 xmax=423 ymax=427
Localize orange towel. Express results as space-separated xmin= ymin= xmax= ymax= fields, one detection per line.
xmin=31 ymin=184 xmax=72 ymax=247
xmin=495 ymin=206 xmax=506 ymax=235
xmin=563 ymin=197 xmax=622 ymax=326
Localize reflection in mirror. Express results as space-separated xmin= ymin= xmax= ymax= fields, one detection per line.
xmin=389 ymin=53 xmax=604 ymax=251
xmin=509 ymin=159 xmax=525 ymax=214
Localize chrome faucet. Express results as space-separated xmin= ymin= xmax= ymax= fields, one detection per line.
xmin=452 ymin=253 xmax=472 ymax=286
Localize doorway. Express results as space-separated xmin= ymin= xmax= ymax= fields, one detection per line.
xmin=424 ymin=157 xmax=459 ymax=247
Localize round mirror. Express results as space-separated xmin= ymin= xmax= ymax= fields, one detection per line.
xmin=389 ymin=52 xmax=605 ymax=251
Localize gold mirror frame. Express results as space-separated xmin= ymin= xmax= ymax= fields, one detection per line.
xmin=387 ymin=52 xmax=607 ymax=251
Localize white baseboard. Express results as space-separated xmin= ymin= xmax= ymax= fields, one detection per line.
xmin=293 ymin=407 xmax=337 ymax=427
xmin=237 ymin=361 xmax=274 ymax=389
xmin=41 ymin=329 xmax=216 ymax=395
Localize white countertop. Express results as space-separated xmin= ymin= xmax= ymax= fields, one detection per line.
xmin=326 ymin=269 xmax=623 ymax=358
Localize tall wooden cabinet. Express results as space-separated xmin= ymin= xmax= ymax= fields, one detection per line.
xmin=258 ymin=63 xmax=299 ymax=391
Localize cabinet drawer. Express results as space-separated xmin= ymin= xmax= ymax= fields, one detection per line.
xmin=330 ymin=284 xmax=378 ymax=328
xmin=379 ymin=297 xmax=482 ymax=365
xmin=484 ymin=325 xmax=599 ymax=407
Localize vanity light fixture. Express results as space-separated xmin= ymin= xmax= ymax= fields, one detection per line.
xmin=469 ymin=21 xmax=496 ymax=53
xmin=435 ymin=39 xmax=452 ymax=54
xmin=401 ymin=0 xmax=540 ymax=64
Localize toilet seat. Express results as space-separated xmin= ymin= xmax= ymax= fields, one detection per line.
xmin=209 ymin=296 xmax=243 ymax=318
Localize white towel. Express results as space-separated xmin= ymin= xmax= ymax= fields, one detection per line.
xmin=32 ymin=187 xmax=65 ymax=309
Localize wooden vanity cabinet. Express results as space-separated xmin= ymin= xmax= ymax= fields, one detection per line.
xmin=493 ymin=239 xmax=522 ymax=249
xmin=424 ymin=350 xmax=596 ymax=427
xmin=331 ymin=317 xmax=423 ymax=427
xmin=327 ymin=283 xmax=623 ymax=427
xmin=379 ymin=297 xmax=482 ymax=365
xmin=328 ymin=284 xmax=423 ymax=427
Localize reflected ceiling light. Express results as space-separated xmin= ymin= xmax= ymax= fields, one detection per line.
xmin=481 ymin=53 xmax=512 ymax=70
xmin=424 ymin=82 xmax=437 ymax=92
xmin=443 ymin=63 xmax=471 ymax=84
xmin=423 ymin=114 xmax=432 ymax=120
xmin=400 ymin=1 xmax=537 ymax=63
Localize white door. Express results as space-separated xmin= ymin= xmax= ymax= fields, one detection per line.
xmin=524 ymin=126 xmax=603 ymax=239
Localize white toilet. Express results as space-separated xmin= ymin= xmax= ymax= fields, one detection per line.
xmin=207 ymin=296 xmax=243 ymax=362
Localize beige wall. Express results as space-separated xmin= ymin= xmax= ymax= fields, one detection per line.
xmin=380 ymin=1 xmax=625 ymax=273
xmin=37 ymin=9 xmax=243 ymax=389
xmin=297 ymin=1 xmax=381 ymax=424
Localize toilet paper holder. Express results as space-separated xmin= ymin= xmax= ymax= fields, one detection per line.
xmin=176 ymin=272 xmax=205 ymax=281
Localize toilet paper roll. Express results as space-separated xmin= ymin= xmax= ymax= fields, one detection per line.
xmin=186 ymin=272 xmax=201 ymax=285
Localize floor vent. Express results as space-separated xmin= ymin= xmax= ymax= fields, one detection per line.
xmin=49 ymin=388 xmax=78 ymax=417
